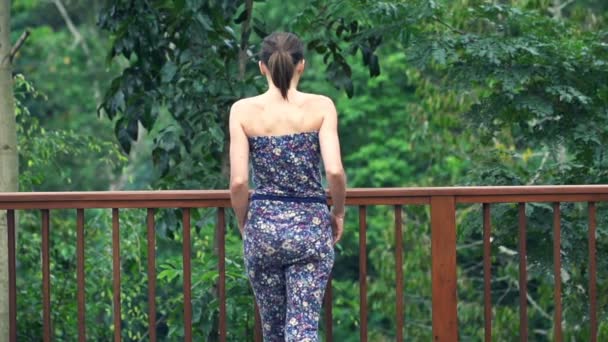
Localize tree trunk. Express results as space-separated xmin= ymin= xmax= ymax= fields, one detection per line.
xmin=0 ymin=0 xmax=18 ymax=339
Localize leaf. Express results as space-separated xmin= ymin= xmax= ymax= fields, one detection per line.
xmin=196 ymin=13 xmax=212 ymax=30
xmin=186 ymin=0 xmax=203 ymax=10
xmin=114 ymin=118 xmax=132 ymax=154
xmin=234 ymin=9 xmax=248 ymax=24
xmin=546 ymin=86 xmax=592 ymax=106
xmin=516 ymin=95 xmax=554 ymax=117
xmin=432 ymin=47 xmax=446 ymax=65
xmin=158 ymin=268 xmax=180 ymax=282
xmin=127 ymin=118 xmax=138 ymax=141
xmin=161 ymin=61 xmax=178 ymax=84
xmin=326 ymin=60 xmax=354 ymax=98
xmin=152 ymin=147 xmax=171 ymax=176
xmin=369 ymin=54 xmax=380 ymax=77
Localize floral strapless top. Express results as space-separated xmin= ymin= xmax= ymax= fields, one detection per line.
xmin=248 ymin=131 xmax=325 ymax=198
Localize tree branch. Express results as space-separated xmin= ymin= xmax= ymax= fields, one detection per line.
xmin=50 ymin=0 xmax=90 ymax=56
xmin=559 ymin=0 xmax=575 ymax=10
xmin=549 ymin=0 xmax=575 ymax=20
xmin=238 ymin=0 xmax=254 ymax=80
xmin=8 ymin=30 xmax=30 ymax=62
xmin=526 ymin=292 xmax=552 ymax=320
xmin=527 ymin=151 xmax=550 ymax=185
xmin=432 ymin=16 xmax=465 ymax=35
xmin=457 ymin=240 xmax=483 ymax=251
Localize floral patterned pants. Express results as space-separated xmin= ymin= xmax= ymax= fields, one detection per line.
xmin=244 ymin=199 xmax=335 ymax=341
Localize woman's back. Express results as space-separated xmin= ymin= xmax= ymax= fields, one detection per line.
xmin=236 ymin=91 xmax=326 ymax=137
xmin=234 ymin=91 xmax=332 ymax=197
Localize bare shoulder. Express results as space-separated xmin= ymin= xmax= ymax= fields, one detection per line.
xmin=301 ymin=93 xmax=336 ymax=114
xmin=230 ymin=96 xmax=263 ymax=120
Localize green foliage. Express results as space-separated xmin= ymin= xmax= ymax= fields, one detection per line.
xmin=11 ymin=0 xmax=124 ymax=191
xmin=98 ymin=0 xmax=254 ymax=189
xmin=98 ymin=0 xmax=388 ymax=189
xmin=9 ymin=0 xmax=608 ymax=340
xmin=405 ymin=3 xmax=608 ymax=185
xmin=402 ymin=1 xmax=608 ymax=339
xmin=13 ymin=74 xmax=125 ymax=191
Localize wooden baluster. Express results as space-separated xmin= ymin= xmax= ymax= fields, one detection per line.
xmin=147 ymin=209 xmax=156 ymax=342
xmin=112 ymin=208 xmax=122 ymax=342
xmin=41 ymin=209 xmax=51 ymax=342
xmin=395 ymin=205 xmax=404 ymax=342
xmin=8 ymin=210 xmax=17 ymax=342
xmin=518 ymin=203 xmax=528 ymax=342
xmin=588 ymin=202 xmax=597 ymax=342
xmin=183 ymin=208 xmax=192 ymax=341
xmin=553 ymin=203 xmax=562 ymax=342
xmin=483 ymin=204 xmax=492 ymax=342
xmin=76 ymin=209 xmax=86 ymax=341
xmin=359 ymin=206 xmax=368 ymax=342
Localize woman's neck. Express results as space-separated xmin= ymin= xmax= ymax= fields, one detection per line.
xmin=265 ymin=82 xmax=299 ymax=100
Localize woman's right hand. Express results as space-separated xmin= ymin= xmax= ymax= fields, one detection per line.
xmin=330 ymin=211 xmax=344 ymax=244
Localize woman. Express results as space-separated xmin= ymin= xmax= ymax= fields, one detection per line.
xmin=229 ymin=31 xmax=346 ymax=341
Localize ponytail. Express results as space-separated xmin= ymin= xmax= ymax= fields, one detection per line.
xmin=259 ymin=32 xmax=305 ymax=100
xmin=267 ymin=50 xmax=295 ymax=99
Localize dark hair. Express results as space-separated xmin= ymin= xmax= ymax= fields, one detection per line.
xmin=259 ymin=32 xmax=304 ymax=99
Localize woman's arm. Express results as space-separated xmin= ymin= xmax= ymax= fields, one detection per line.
xmin=229 ymin=101 xmax=250 ymax=234
xmin=318 ymin=96 xmax=346 ymax=242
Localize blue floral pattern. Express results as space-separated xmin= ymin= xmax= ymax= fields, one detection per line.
xmin=244 ymin=131 xmax=334 ymax=341
xmin=249 ymin=131 xmax=326 ymax=198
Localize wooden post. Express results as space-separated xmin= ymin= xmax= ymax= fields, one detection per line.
xmin=430 ymin=196 xmax=458 ymax=341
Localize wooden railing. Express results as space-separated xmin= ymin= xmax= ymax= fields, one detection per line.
xmin=0 ymin=186 xmax=605 ymax=341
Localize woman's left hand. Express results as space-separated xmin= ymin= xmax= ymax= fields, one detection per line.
xmin=330 ymin=212 xmax=344 ymax=244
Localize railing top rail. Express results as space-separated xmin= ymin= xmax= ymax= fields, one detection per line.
xmin=3 ymin=185 xmax=608 ymax=200
xmin=2 ymin=185 xmax=608 ymax=209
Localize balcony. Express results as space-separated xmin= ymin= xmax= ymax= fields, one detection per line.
xmin=0 ymin=186 xmax=605 ymax=341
